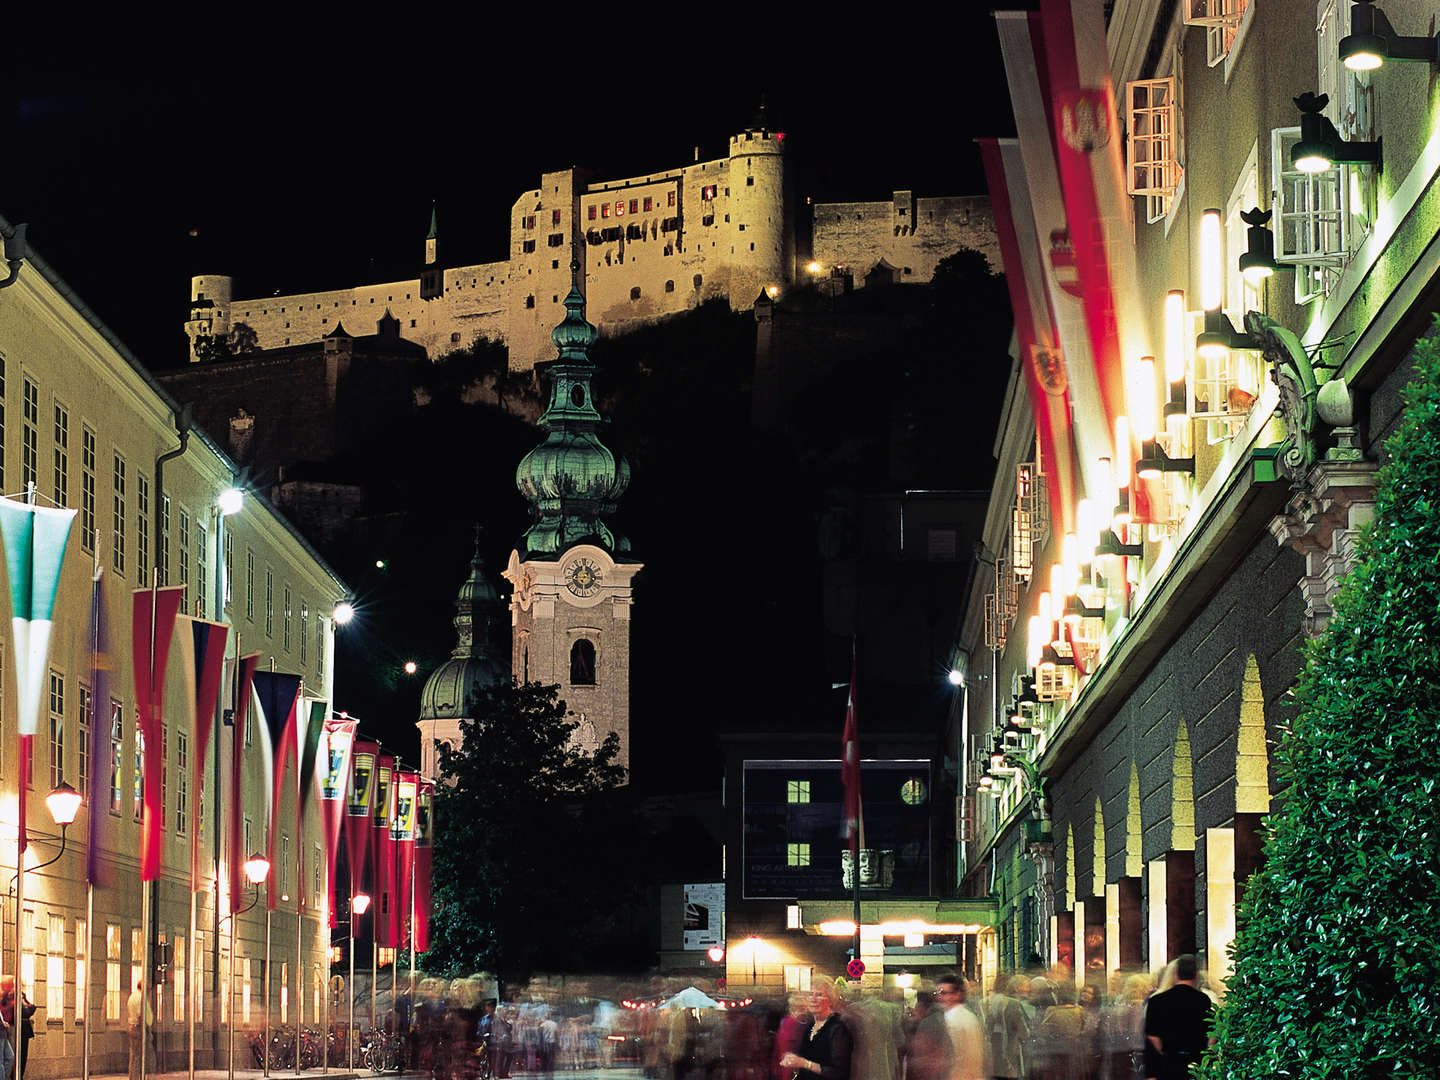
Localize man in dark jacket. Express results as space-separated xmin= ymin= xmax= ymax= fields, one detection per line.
xmin=1144 ymin=955 xmax=1213 ymax=1080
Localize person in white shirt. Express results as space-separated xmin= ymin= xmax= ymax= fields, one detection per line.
xmin=935 ymin=975 xmax=984 ymax=1080
xmin=127 ymin=979 xmax=154 ymax=1080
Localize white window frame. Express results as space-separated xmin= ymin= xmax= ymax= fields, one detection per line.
xmin=46 ymin=912 xmax=64 ymax=1019
xmin=1271 ymin=127 xmax=1352 ymax=304
xmin=1185 ymin=0 xmax=1252 ymax=70
xmin=1126 ymin=77 xmax=1180 ymax=224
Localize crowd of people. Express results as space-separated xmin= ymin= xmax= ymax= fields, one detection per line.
xmin=374 ymin=955 xmax=1215 ymax=1080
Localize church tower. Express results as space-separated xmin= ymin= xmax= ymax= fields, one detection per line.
xmin=416 ymin=535 xmax=511 ymax=779
xmin=420 ymin=201 xmax=443 ymax=302
xmin=504 ymin=275 xmax=641 ymax=773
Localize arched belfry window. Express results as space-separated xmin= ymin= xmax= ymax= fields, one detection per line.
xmin=570 ymin=639 xmax=596 ymax=685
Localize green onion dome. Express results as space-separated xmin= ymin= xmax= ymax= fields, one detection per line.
xmin=418 ymin=542 xmax=509 ymax=721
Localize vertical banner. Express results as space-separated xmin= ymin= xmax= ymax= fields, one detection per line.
xmin=87 ymin=561 xmax=115 ymax=887
xmin=228 ymin=653 xmax=262 ymax=913
xmin=980 ymin=136 xmax=1082 ymax=531
xmin=370 ymin=756 xmax=395 ymax=947
xmin=412 ymin=781 xmax=434 ymax=954
xmin=181 ymin=617 xmax=229 ymax=891
xmin=346 ymin=742 xmax=379 ymax=903
xmin=251 ymin=671 xmax=303 ymax=910
xmin=295 ymin=699 xmax=327 ymax=913
xmin=391 ymin=772 xmax=419 ymax=953
xmin=1039 ymin=0 xmax=1157 ymax=519
xmin=132 ymin=585 xmax=186 ymax=882
xmin=320 ymin=718 xmax=358 ymax=928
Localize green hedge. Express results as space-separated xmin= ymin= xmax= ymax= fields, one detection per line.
xmin=1200 ymin=322 xmax=1440 ymax=1077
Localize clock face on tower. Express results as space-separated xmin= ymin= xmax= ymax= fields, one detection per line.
xmin=564 ymin=556 xmax=603 ymax=598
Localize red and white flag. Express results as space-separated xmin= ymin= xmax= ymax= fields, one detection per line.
xmin=178 ymin=616 xmax=229 ymax=892
xmin=841 ymin=651 xmax=864 ymax=859
xmin=346 ymin=741 xmax=379 ymax=905
xmin=1037 ymin=0 xmax=1158 ymax=519
xmin=980 ymin=136 xmax=1081 ymax=532
xmin=133 ymin=586 xmax=186 ymax=882
xmin=371 ymin=755 xmax=397 ymax=947
xmin=319 ymin=717 xmax=358 ymax=928
xmin=228 ymin=652 xmax=261 ymax=914
xmin=392 ymin=771 xmax=419 ymax=950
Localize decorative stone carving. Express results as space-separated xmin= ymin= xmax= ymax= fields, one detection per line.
xmin=1269 ymin=458 xmax=1378 ymax=635
xmin=1248 ymin=311 xmax=1378 ymax=635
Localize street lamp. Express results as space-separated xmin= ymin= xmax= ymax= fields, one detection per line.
xmin=332 ymin=600 xmax=356 ymax=626
xmin=349 ymin=893 xmax=371 ymax=1068
xmin=225 ymin=854 xmax=270 ymax=1080
xmin=217 ymin=487 xmax=245 ymax=517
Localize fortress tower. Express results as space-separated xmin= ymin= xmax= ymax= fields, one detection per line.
xmin=504 ymin=277 xmax=641 ymax=774
xmin=185 ymin=274 xmax=233 ymax=355
xmin=726 ymin=114 xmax=792 ymax=309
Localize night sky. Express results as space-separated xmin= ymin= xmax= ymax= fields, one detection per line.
xmin=5 ymin=20 xmax=1017 ymax=364
xmin=4 ymin=21 xmax=1025 ymax=784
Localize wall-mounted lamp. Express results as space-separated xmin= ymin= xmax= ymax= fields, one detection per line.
xmin=1096 ymin=528 xmax=1143 ymax=559
xmin=1341 ymin=0 xmax=1440 ymax=71
xmin=0 ymin=222 xmax=28 ymax=292
xmin=1063 ymin=594 xmax=1106 ymax=621
xmin=1237 ymin=208 xmax=1291 ymax=283
xmin=977 ymin=774 xmax=994 ymax=790
xmin=1162 ymin=291 xmax=1189 ymax=424
xmin=1292 ymin=92 xmax=1381 ymax=174
xmin=1137 ymin=439 xmax=1197 ymax=478
xmin=1197 ymin=310 xmax=1259 ymax=357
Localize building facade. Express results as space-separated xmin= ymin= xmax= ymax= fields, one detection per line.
xmin=811 ymin=192 xmax=999 ymax=288
xmin=956 ymin=0 xmax=1440 ymax=990
xmin=0 ymin=217 xmax=348 ymax=1076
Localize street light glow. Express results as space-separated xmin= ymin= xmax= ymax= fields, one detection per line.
xmin=45 ymin=782 xmax=83 ymax=826
xmin=351 ymin=893 xmax=371 ymax=915
xmin=947 ymin=669 xmax=964 ymax=687
xmin=332 ymin=600 xmax=356 ymax=625
xmin=217 ymin=488 xmax=245 ymax=516
xmin=243 ymin=853 xmax=271 ymax=884
xmin=404 ymin=661 xmax=418 ymax=675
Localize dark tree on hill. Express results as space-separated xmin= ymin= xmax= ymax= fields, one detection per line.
xmin=423 ymin=681 xmax=628 ymax=983
xmin=1199 ymin=324 xmax=1440 ymax=1078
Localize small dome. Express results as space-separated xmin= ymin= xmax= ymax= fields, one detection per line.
xmin=516 ymin=434 xmax=629 ymax=504
xmin=418 ymin=655 xmax=507 ymax=721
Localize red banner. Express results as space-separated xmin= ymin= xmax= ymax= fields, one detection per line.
xmin=185 ymin=617 xmax=229 ymax=891
xmin=132 ymin=586 xmax=186 ymax=882
xmin=413 ymin=780 xmax=434 ymax=954
xmin=371 ymin=755 xmax=396 ymax=946
xmin=320 ymin=718 xmax=358 ymax=928
xmin=229 ymin=653 xmax=262 ymax=913
xmin=392 ymin=771 xmax=419 ymax=950
xmin=346 ymin=742 xmax=379 ymax=902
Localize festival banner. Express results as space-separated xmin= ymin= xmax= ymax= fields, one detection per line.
xmin=133 ymin=585 xmax=186 ymax=881
xmin=370 ymin=755 xmax=396 ymax=946
xmin=295 ymin=698 xmax=327 ymax=913
xmin=0 ymin=497 xmax=77 ymax=857
xmin=1038 ymin=0 xmax=1158 ymax=519
xmin=980 ymin=136 xmax=1081 ymax=531
xmin=345 ymin=741 xmax=379 ymax=904
xmin=392 ymin=771 xmax=419 ymax=951
xmin=228 ymin=652 xmax=262 ymax=913
xmin=320 ymin=717 xmax=358 ymax=928
xmin=996 ymin=9 xmax=1117 ymax=512
xmin=413 ymin=780 xmax=434 ymax=954
xmin=86 ymin=557 xmax=116 ymax=886
xmin=179 ymin=617 xmax=229 ymax=891
xmin=252 ymin=671 xmax=303 ymax=909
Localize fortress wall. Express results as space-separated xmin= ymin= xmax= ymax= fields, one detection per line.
xmin=812 ymin=193 xmax=998 ymax=285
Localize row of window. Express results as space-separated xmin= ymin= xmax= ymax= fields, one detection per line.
xmin=587 ymin=190 xmax=679 ymax=220
xmin=10 ymin=913 xmax=323 ymax=1028
xmin=1128 ymin=0 xmax=1373 ymax=305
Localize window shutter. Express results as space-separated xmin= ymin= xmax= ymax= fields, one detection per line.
xmin=1271 ymin=127 xmax=1350 ymax=304
xmin=1184 ymin=0 xmax=1245 ymax=26
xmin=1126 ymin=78 xmax=1179 ymax=197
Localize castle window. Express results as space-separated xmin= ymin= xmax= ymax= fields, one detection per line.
xmin=525 ymin=295 xmax=535 ymax=309
xmin=630 ymin=287 xmax=641 ymax=300
xmin=746 ymin=176 xmax=754 ymax=186
xmin=724 ymin=214 xmax=730 ymax=222
xmin=523 ymin=240 xmax=536 ymax=253
xmin=643 ymin=197 xmax=653 ymax=212
xmin=588 ymin=205 xmax=597 ymax=220
xmin=601 ymin=204 xmax=610 ymax=219
xmin=523 ymin=215 xmax=536 ymax=229
xmin=410 ymin=320 xmax=416 ymax=328
xmin=701 ymin=186 xmax=716 ymax=201
xmin=629 ymin=199 xmax=639 ymax=214
xmin=615 ymin=201 xmax=625 ymax=216
xmin=693 ymin=274 xmax=703 ymax=289
xmin=665 ymin=280 xmax=674 ymax=293
xmin=725 ymin=188 xmax=730 ymax=197
xmin=552 ymin=260 xmax=559 ymax=270
xmin=668 ymin=191 xmax=676 ymax=206
xmin=548 ymin=233 xmax=564 ymax=247
xmin=450 ymin=333 xmax=461 ymax=343
xmin=570 ymin=640 xmax=596 ymax=685
xmin=552 ymin=209 xmax=562 ymax=224
xmin=702 ymin=215 xmax=715 ymax=227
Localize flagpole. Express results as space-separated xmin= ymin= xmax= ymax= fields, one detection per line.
xmin=141 ymin=561 xmax=160 ymax=1080
xmin=227 ymin=629 xmax=240 ymax=1080
xmin=295 ymin=712 xmax=302 ymax=1080
xmin=264 ymin=907 xmax=271 ymax=1078
xmin=83 ymin=529 xmax=100 ymax=1080
xmin=14 ymin=737 xmax=25 ymax=1080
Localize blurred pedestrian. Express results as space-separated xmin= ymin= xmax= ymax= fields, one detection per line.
xmin=982 ymin=974 xmax=1027 ymax=1080
xmin=774 ymin=995 xmax=810 ymax=1080
xmin=780 ymin=983 xmax=853 ymax=1080
xmin=902 ymin=992 xmax=951 ymax=1080
xmin=934 ymin=975 xmax=982 ymax=1080
xmin=1143 ymin=956 xmax=1212 ymax=1080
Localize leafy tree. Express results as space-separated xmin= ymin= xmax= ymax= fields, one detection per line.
xmin=1200 ymin=324 xmax=1440 ymax=1078
xmin=424 ymin=680 xmax=627 ymax=984
xmin=229 ymin=321 xmax=260 ymax=354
